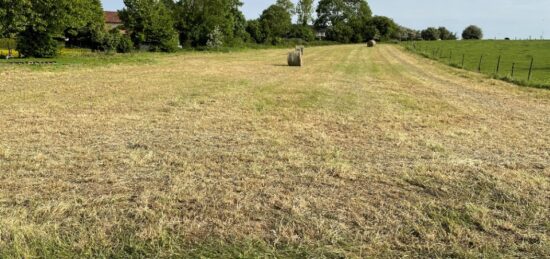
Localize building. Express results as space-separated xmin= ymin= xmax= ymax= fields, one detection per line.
xmin=104 ymin=11 xmax=123 ymax=30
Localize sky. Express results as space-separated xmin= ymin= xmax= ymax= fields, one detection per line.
xmin=101 ymin=0 xmax=549 ymax=39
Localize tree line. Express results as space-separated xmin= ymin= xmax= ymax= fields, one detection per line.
xmin=0 ymin=0 xmax=483 ymax=58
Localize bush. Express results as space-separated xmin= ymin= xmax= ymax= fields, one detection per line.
xmin=117 ymin=35 xmax=133 ymax=53
xmin=17 ymin=29 xmax=58 ymax=58
xmin=101 ymin=31 xmax=134 ymax=53
xmin=206 ymin=26 xmax=224 ymax=49
xmin=288 ymin=25 xmax=315 ymax=42
xmin=462 ymin=25 xmax=483 ymax=40
xmin=259 ymin=5 xmax=291 ymax=44
xmin=102 ymin=32 xmax=121 ymax=53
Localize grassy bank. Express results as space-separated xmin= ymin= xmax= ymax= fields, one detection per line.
xmin=404 ymin=40 xmax=550 ymax=89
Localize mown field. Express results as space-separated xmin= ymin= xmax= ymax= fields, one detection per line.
xmin=405 ymin=40 xmax=550 ymax=88
xmin=0 ymin=45 xmax=549 ymax=258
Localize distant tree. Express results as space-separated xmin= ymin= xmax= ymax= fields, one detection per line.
xmin=296 ymin=0 xmax=314 ymax=26
xmin=421 ymin=27 xmax=440 ymax=41
xmin=275 ymin=0 xmax=296 ymax=16
xmin=397 ymin=26 xmax=421 ymax=41
xmin=368 ymin=16 xmax=397 ymax=41
xmin=288 ymin=24 xmax=315 ymax=41
xmin=462 ymin=25 xmax=483 ymax=40
xmin=363 ymin=25 xmax=379 ymax=41
xmin=246 ymin=19 xmax=264 ymax=43
xmin=259 ymin=5 xmax=291 ymax=44
xmin=176 ymin=0 xmax=246 ymax=47
xmin=438 ymin=26 xmax=457 ymax=40
xmin=315 ymin=0 xmax=372 ymax=43
xmin=119 ymin=0 xmax=179 ymax=52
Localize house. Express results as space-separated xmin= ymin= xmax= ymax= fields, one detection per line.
xmin=104 ymin=11 xmax=123 ymax=30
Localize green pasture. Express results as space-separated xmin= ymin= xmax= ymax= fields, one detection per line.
xmin=404 ymin=40 xmax=550 ymax=88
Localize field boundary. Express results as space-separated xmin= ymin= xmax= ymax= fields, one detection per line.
xmin=401 ymin=42 xmax=550 ymax=90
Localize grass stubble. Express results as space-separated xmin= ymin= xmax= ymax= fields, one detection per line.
xmin=0 ymin=45 xmax=548 ymax=257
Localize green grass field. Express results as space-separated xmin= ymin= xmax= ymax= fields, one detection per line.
xmin=404 ymin=40 xmax=550 ymax=88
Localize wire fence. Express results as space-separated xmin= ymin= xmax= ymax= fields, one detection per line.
xmin=403 ymin=41 xmax=549 ymax=88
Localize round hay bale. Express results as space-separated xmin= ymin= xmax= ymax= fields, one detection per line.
xmin=367 ymin=40 xmax=376 ymax=47
xmin=288 ymin=51 xmax=302 ymax=67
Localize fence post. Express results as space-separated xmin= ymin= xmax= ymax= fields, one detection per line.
xmin=461 ymin=54 xmax=465 ymax=69
xmin=478 ymin=55 xmax=483 ymax=72
xmin=511 ymin=63 xmax=515 ymax=78
xmin=449 ymin=50 xmax=453 ymax=64
xmin=528 ymin=57 xmax=534 ymax=81
xmin=496 ymin=55 xmax=501 ymax=74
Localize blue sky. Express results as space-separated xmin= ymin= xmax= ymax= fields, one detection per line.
xmin=101 ymin=0 xmax=548 ymax=39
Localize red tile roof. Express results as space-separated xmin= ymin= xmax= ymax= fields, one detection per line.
xmin=104 ymin=11 xmax=122 ymax=24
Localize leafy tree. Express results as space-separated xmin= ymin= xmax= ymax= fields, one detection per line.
xmin=17 ymin=29 xmax=58 ymax=57
xmin=259 ymin=5 xmax=291 ymax=44
xmin=438 ymin=26 xmax=456 ymax=40
xmin=368 ymin=16 xmax=397 ymax=41
xmin=421 ymin=27 xmax=440 ymax=41
xmin=8 ymin=0 xmax=107 ymax=57
xmin=64 ymin=0 xmax=106 ymax=50
xmin=176 ymin=0 xmax=246 ymax=47
xmin=296 ymin=0 xmax=314 ymax=26
xmin=275 ymin=0 xmax=296 ymax=16
xmin=119 ymin=0 xmax=179 ymax=52
xmin=246 ymin=19 xmax=264 ymax=43
xmin=363 ymin=25 xmax=379 ymax=41
xmin=15 ymin=0 xmax=75 ymax=57
xmin=315 ymin=0 xmax=372 ymax=43
xmin=396 ymin=26 xmax=420 ymax=41
xmin=288 ymin=24 xmax=315 ymax=42
xmin=0 ymin=0 xmax=31 ymax=38
xmin=462 ymin=25 xmax=483 ymax=40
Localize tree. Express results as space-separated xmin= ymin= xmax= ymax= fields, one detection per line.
xmin=438 ymin=27 xmax=456 ymax=40
xmin=288 ymin=24 xmax=315 ymax=42
xmin=315 ymin=0 xmax=372 ymax=43
xmin=296 ymin=0 xmax=314 ymax=26
xmin=462 ymin=25 xmax=483 ymax=40
xmin=246 ymin=19 xmax=264 ymax=43
xmin=368 ymin=16 xmax=397 ymax=41
xmin=176 ymin=0 xmax=246 ymax=47
xmin=15 ymin=0 xmax=76 ymax=57
xmin=421 ymin=27 xmax=440 ymax=41
xmin=397 ymin=26 xmax=421 ymax=41
xmin=275 ymin=0 xmax=296 ymax=16
xmin=64 ymin=0 xmax=106 ymax=50
xmin=119 ymin=0 xmax=179 ymax=52
xmin=259 ymin=5 xmax=291 ymax=44
xmin=0 ymin=0 xmax=31 ymax=38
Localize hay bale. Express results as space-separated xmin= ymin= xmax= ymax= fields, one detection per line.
xmin=288 ymin=50 xmax=302 ymax=67
xmin=367 ymin=40 xmax=376 ymax=47
xmin=295 ymin=45 xmax=304 ymax=55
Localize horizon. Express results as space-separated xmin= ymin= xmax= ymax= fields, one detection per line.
xmin=101 ymin=0 xmax=548 ymax=40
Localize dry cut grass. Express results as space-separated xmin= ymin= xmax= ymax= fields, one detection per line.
xmin=0 ymin=45 xmax=549 ymax=257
